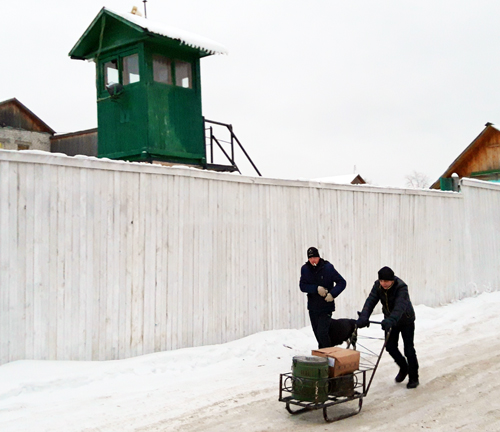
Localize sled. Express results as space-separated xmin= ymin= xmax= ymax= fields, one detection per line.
xmin=278 ymin=325 xmax=389 ymax=423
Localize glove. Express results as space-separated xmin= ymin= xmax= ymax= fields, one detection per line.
xmin=325 ymin=293 xmax=334 ymax=302
xmin=356 ymin=315 xmax=370 ymax=329
xmin=317 ymin=286 xmax=328 ymax=297
xmin=381 ymin=319 xmax=393 ymax=331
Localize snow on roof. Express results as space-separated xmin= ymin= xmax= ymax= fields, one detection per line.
xmin=107 ymin=8 xmax=228 ymax=55
xmin=313 ymin=174 xmax=362 ymax=184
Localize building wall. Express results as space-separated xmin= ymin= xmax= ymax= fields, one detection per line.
xmin=0 ymin=100 xmax=53 ymax=134
xmin=0 ymin=128 xmax=51 ymax=152
xmin=50 ymin=129 xmax=98 ymax=157
xmin=459 ymin=134 xmax=500 ymax=175
xmin=0 ymin=151 xmax=498 ymax=364
xmin=444 ymin=127 xmax=500 ymax=179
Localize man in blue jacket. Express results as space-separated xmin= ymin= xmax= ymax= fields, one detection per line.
xmin=300 ymin=247 xmax=347 ymax=349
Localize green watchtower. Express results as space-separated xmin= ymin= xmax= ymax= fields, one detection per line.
xmin=69 ymin=7 xmax=227 ymax=165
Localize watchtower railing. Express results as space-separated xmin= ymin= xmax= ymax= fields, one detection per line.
xmin=204 ymin=118 xmax=262 ymax=176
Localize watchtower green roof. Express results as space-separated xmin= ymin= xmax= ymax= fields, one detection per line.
xmin=69 ymin=7 xmax=228 ymax=61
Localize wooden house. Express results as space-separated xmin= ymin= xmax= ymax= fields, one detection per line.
xmin=0 ymin=98 xmax=98 ymax=157
xmin=431 ymin=123 xmax=500 ymax=189
xmin=0 ymin=98 xmax=54 ymax=151
xmin=51 ymin=128 xmax=98 ymax=157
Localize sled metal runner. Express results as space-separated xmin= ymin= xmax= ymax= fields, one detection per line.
xmin=278 ymin=327 xmax=389 ymax=423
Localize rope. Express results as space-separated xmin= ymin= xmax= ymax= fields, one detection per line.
xmin=96 ymin=15 xmax=106 ymax=63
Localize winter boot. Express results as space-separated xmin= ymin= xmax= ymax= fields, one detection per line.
xmin=395 ymin=364 xmax=408 ymax=383
xmin=407 ymin=379 xmax=419 ymax=389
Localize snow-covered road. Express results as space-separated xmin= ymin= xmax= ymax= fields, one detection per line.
xmin=1 ymin=292 xmax=499 ymax=431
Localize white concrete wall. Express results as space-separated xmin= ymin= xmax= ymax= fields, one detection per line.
xmin=461 ymin=178 xmax=500 ymax=294
xmin=0 ymin=150 xmax=498 ymax=364
xmin=0 ymin=128 xmax=51 ymax=151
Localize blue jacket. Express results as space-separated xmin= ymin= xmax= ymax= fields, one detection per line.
xmin=299 ymin=259 xmax=347 ymax=312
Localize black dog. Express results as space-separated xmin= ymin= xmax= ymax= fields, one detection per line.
xmin=328 ymin=318 xmax=357 ymax=349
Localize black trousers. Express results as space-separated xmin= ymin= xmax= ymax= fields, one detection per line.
xmin=385 ymin=321 xmax=419 ymax=381
xmin=309 ymin=310 xmax=332 ymax=349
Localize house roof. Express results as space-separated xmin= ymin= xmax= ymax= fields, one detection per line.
xmin=51 ymin=128 xmax=98 ymax=141
xmin=69 ymin=7 xmax=228 ymax=60
xmin=314 ymin=173 xmax=366 ymax=185
xmin=430 ymin=123 xmax=500 ymax=189
xmin=0 ymin=98 xmax=55 ymax=135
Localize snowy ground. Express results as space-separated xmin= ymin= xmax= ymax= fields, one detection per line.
xmin=1 ymin=291 xmax=499 ymax=432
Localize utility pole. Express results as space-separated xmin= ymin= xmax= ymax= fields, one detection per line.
xmin=143 ymin=0 xmax=148 ymax=18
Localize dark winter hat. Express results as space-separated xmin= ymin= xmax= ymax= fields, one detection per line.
xmin=378 ymin=266 xmax=395 ymax=281
xmin=307 ymin=247 xmax=320 ymax=258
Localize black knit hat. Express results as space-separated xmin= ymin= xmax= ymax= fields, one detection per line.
xmin=378 ymin=266 xmax=395 ymax=281
xmin=307 ymin=247 xmax=320 ymax=258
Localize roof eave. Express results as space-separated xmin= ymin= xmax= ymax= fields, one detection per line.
xmin=430 ymin=124 xmax=497 ymax=188
xmin=68 ymin=7 xmax=106 ymax=60
xmin=69 ymin=8 xmax=147 ymax=60
xmin=0 ymin=98 xmax=55 ymax=135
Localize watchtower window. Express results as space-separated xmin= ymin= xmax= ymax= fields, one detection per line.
xmin=175 ymin=61 xmax=192 ymax=88
xmin=153 ymin=55 xmax=172 ymax=84
xmin=104 ymin=60 xmax=119 ymax=86
xmin=123 ymin=54 xmax=140 ymax=85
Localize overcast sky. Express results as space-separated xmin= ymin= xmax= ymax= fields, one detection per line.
xmin=3 ymin=0 xmax=500 ymax=186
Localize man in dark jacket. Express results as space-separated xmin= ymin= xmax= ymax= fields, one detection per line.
xmin=356 ymin=266 xmax=419 ymax=389
xmin=300 ymin=247 xmax=347 ymax=349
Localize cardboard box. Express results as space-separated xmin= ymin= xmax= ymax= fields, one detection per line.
xmin=311 ymin=347 xmax=360 ymax=377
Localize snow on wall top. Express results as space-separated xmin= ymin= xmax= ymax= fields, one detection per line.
xmin=313 ymin=174 xmax=360 ymax=184
xmin=107 ymin=8 xmax=228 ymax=55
